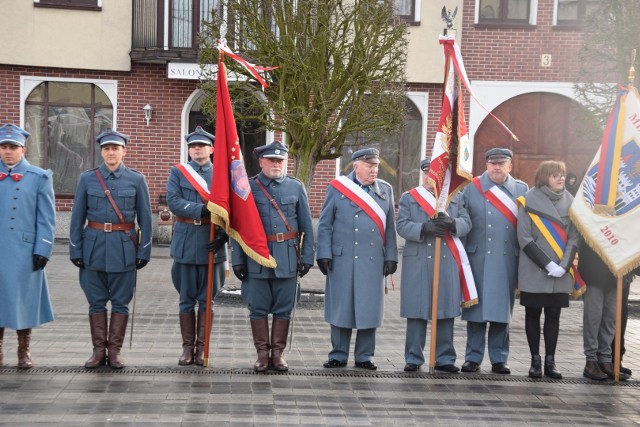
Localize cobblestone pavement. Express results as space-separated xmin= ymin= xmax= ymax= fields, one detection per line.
xmin=1 ymin=243 xmax=639 ymax=426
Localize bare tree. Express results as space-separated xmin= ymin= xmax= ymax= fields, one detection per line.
xmin=574 ymin=0 xmax=640 ymax=127
xmin=199 ymin=0 xmax=408 ymax=187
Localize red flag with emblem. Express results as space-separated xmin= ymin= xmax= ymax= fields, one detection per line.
xmin=207 ymin=55 xmax=276 ymax=268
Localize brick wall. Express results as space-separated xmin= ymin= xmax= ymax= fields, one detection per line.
xmin=461 ymin=0 xmax=583 ymax=83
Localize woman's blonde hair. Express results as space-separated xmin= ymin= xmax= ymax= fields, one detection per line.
xmin=534 ymin=160 xmax=566 ymax=188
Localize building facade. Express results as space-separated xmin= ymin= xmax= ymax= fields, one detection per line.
xmin=0 ymin=0 xmax=597 ymax=241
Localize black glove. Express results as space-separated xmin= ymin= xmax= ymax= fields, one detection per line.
xmin=207 ymin=229 xmax=229 ymax=252
xmin=383 ymin=260 xmax=398 ymax=276
xmin=135 ymin=258 xmax=148 ymax=270
xmin=233 ymin=264 xmax=248 ymax=282
xmin=33 ymin=255 xmax=48 ymax=271
xmin=71 ymin=258 xmax=84 ymax=269
xmin=421 ymin=219 xmax=447 ymax=238
xmin=437 ymin=212 xmax=456 ymax=234
xmin=201 ymin=205 xmax=210 ymax=218
xmin=317 ymin=259 xmax=332 ymax=276
xmin=298 ymin=263 xmax=312 ymax=278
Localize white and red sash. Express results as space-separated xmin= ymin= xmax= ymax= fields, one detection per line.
xmin=408 ymin=186 xmax=478 ymax=307
xmin=176 ymin=163 xmax=210 ymax=203
xmin=472 ymin=177 xmax=518 ymax=226
xmin=329 ymin=176 xmax=387 ymax=242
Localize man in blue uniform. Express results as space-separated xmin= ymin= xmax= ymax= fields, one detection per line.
xmin=0 ymin=124 xmax=56 ymax=369
xmin=397 ymin=159 xmax=472 ymax=372
xmin=69 ymin=128 xmax=153 ymax=369
xmin=166 ymin=126 xmax=227 ymax=366
xmin=231 ymin=141 xmax=315 ymax=372
xmin=460 ymin=148 xmax=528 ymax=374
xmin=316 ymin=147 xmax=398 ymax=370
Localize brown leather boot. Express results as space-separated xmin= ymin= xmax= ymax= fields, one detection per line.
xmin=179 ymin=312 xmax=196 ymax=366
xmin=107 ymin=313 xmax=129 ymax=369
xmin=583 ymin=360 xmax=607 ymax=380
xmin=17 ymin=329 xmax=33 ymax=369
xmin=194 ymin=311 xmax=213 ymax=366
xmin=270 ymin=318 xmax=290 ymax=371
xmin=85 ymin=312 xmax=108 ymax=368
xmin=0 ymin=327 xmax=4 ymax=366
xmin=599 ymin=361 xmax=630 ymax=381
xmin=250 ymin=318 xmax=270 ymax=372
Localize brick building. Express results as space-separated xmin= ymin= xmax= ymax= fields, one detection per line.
xmin=0 ymin=0 xmax=597 ymax=242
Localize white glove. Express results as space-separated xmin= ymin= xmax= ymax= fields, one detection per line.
xmin=545 ymin=261 xmax=560 ymax=273
xmin=547 ymin=264 xmax=566 ymax=278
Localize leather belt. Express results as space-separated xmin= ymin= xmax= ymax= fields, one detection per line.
xmin=175 ymin=216 xmax=211 ymax=225
xmin=87 ymin=221 xmax=135 ymax=232
xmin=266 ymin=231 xmax=299 ymax=242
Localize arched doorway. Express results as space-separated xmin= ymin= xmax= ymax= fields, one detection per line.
xmin=473 ymin=92 xmax=601 ymax=186
xmin=187 ymin=93 xmax=266 ymax=177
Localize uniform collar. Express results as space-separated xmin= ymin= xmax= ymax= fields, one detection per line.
xmin=99 ymin=162 xmax=125 ymax=178
xmin=480 ymin=171 xmax=516 ymax=195
xmin=349 ymin=171 xmax=385 ymax=199
xmin=257 ymin=171 xmax=286 ymax=185
xmin=189 ymin=160 xmax=212 ymax=173
xmin=1 ymin=157 xmax=28 ymax=173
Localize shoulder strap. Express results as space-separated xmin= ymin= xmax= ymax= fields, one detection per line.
xmin=254 ymin=178 xmax=292 ymax=233
xmin=94 ymin=169 xmax=138 ymax=249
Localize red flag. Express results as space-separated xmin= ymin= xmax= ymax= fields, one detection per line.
xmin=427 ymin=36 xmax=518 ymax=210
xmin=426 ymin=37 xmax=473 ymax=210
xmin=207 ymin=55 xmax=276 ymax=268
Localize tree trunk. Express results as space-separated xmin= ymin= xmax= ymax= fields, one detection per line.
xmin=291 ymin=151 xmax=318 ymax=192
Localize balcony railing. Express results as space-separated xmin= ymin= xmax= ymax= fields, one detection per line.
xmin=131 ymin=0 xmax=219 ymax=63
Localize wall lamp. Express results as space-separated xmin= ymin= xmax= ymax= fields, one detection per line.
xmin=142 ymin=103 xmax=153 ymax=126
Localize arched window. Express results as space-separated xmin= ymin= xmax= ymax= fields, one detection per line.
xmin=24 ymin=82 xmax=114 ymax=194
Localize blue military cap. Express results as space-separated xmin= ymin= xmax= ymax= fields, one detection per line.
xmin=96 ymin=128 xmax=129 ymax=147
xmin=352 ymin=147 xmax=380 ymax=164
xmin=420 ymin=158 xmax=431 ymax=172
xmin=485 ymin=147 xmax=513 ymax=163
xmin=254 ymin=141 xmax=288 ymax=160
xmin=185 ymin=126 xmax=214 ymax=146
xmin=0 ymin=123 xmax=30 ymax=147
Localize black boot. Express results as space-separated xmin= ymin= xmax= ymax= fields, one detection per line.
xmin=528 ymin=355 xmax=542 ymax=378
xmin=544 ymin=355 xmax=562 ymax=379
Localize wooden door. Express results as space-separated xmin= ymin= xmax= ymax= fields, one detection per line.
xmin=473 ymin=92 xmax=601 ymax=187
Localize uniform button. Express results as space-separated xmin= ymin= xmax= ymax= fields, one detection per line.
xmin=488 ymin=211 xmax=492 ymax=214
xmin=488 ymin=224 xmax=492 ymax=228
xmin=428 ymin=256 xmax=432 ymax=259
xmin=427 ymin=243 xmax=432 ymax=246
xmin=355 ymin=228 xmax=358 ymax=232
xmin=487 ymin=251 xmax=491 ymax=254
xmin=371 ymin=228 xmax=375 ymax=232
xmin=370 ymin=243 xmax=374 ymax=246
xmin=355 ymin=256 xmax=358 ymax=259
xmin=273 ymin=226 xmax=277 ymax=229
xmin=355 ymin=242 xmax=358 ymax=245
xmin=370 ymin=257 xmax=373 ymax=260
xmin=443 ymin=255 xmax=446 ymax=258
xmin=443 ymin=242 xmax=447 ymax=246
xmin=355 ymin=214 xmax=358 ymax=218
xmin=488 ymin=238 xmax=492 ymax=241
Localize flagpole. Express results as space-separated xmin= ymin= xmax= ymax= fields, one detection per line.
xmin=429 ymin=234 xmax=442 ymax=374
xmin=203 ymin=223 xmax=216 ymax=367
xmin=611 ymin=49 xmax=636 ymax=382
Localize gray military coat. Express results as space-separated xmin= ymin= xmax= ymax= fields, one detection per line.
xmin=316 ymin=172 xmax=398 ymax=329
xmin=517 ymin=187 xmax=578 ymax=294
xmin=397 ymin=191 xmax=471 ymax=320
xmin=460 ymin=172 xmax=528 ymax=323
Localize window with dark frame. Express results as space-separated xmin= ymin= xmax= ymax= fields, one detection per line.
xmin=24 ymin=82 xmax=113 ymax=195
xmin=35 ymin=0 xmax=101 ymax=11
xmin=393 ymin=0 xmax=416 ymax=23
xmin=556 ymin=0 xmax=600 ymax=26
xmin=478 ymin=0 xmax=531 ymax=25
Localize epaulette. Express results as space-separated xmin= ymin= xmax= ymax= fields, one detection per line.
xmin=129 ymin=168 xmax=144 ymax=175
xmin=376 ymin=178 xmax=393 ymax=189
xmin=287 ymin=175 xmax=303 ymax=184
xmin=82 ymin=167 xmax=100 ymax=174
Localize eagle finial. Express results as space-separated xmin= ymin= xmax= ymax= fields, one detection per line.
xmin=441 ymin=6 xmax=458 ymax=30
